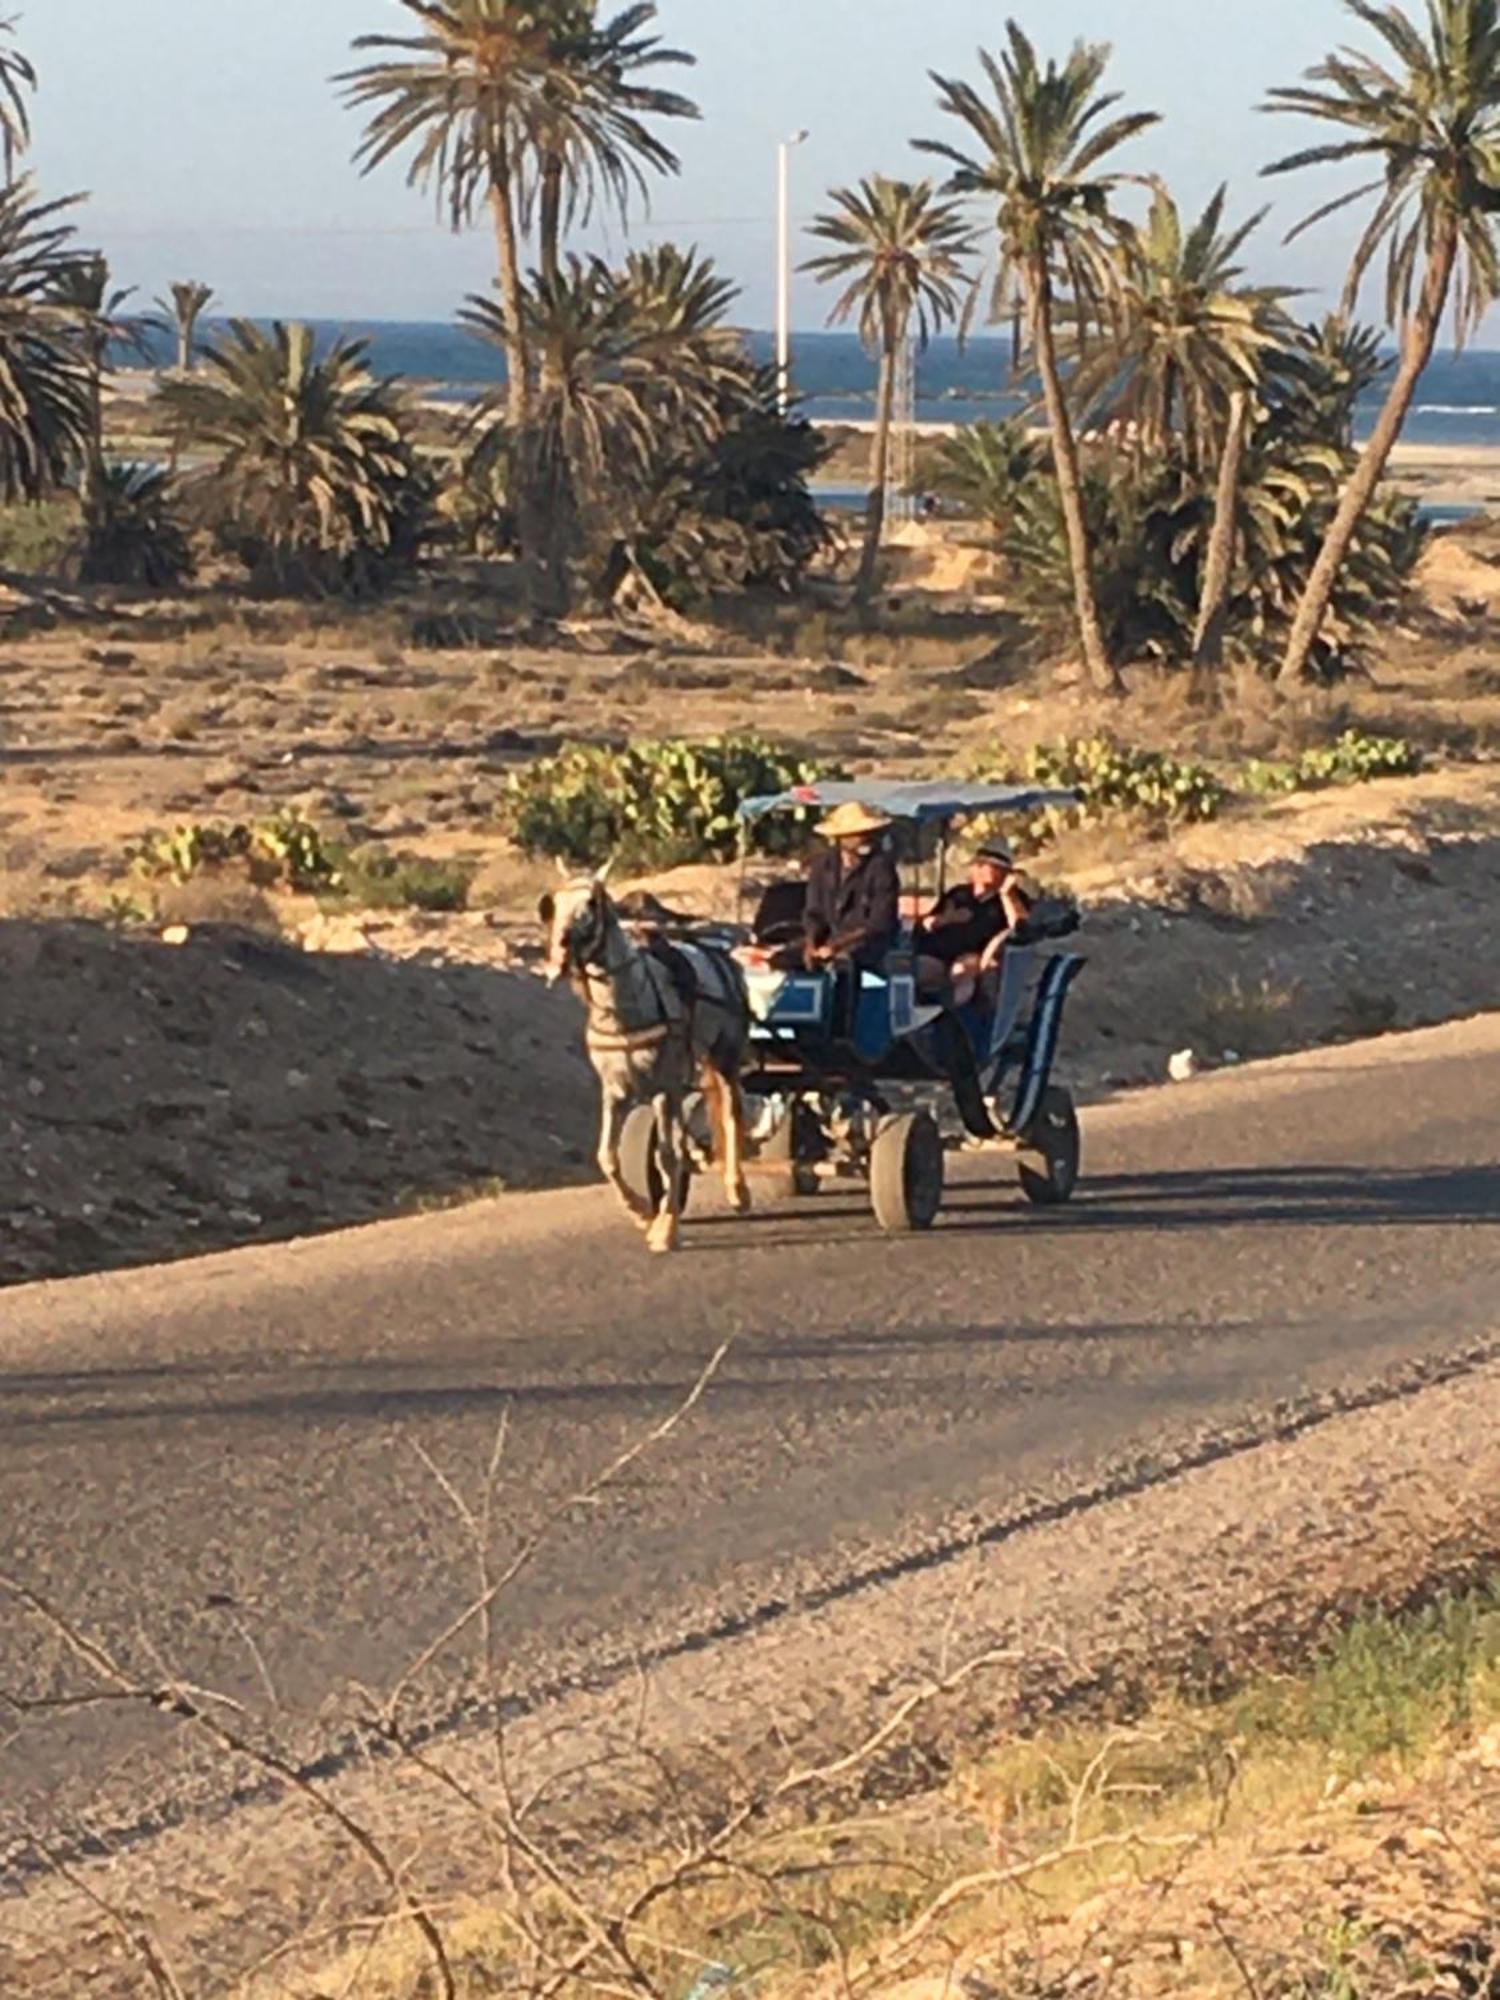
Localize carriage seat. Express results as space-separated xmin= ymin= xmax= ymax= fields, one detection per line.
xmin=1010 ymin=896 xmax=1083 ymax=946
xmin=749 ymin=877 xmax=808 ymax=947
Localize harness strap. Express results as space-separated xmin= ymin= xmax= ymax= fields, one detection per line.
xmin=586 ymin=1022 xmax=675 ymax=1055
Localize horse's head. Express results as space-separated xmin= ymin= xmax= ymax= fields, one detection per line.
xmin=538 ymin=861 xmax=615 ymax=986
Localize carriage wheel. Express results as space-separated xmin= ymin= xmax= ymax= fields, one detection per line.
xmin=619 ymin=1103 xmax=692 ymax=1218
xmin=1017 ymin=1086 xmax=1080 ymax=1208
xmin=869 ymin=1112 xmax=945 ymax=1234
xmin=755 ymin=1097 xmax=821 ymax=1199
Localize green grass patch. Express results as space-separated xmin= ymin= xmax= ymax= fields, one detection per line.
xmin=0 ymin=496 xmax=83 ymax=577
xmin=334 ymin=845 xmax=473 ymax=913
xmin=129 ymin=812 xmax=474 ymax=914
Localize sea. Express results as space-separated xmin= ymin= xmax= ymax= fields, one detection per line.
xmin=135 ymin=321 xmax=1500 ymax=442
xmin=131 ymin=321 xmax=1500 ymax=520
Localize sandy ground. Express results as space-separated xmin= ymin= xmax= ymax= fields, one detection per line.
xmin=2 ymin=520 xmax=1500 ymax=1287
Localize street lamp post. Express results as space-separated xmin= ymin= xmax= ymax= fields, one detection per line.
xmin=777 ymin=128 xmax=808 ymax=416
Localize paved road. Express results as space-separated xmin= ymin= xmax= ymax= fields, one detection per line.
xmin=3 ymin=1017 xmax=1499 ymax=1860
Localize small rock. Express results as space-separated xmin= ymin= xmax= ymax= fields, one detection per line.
xmin=161 ymin=925 xmax=191 ymax=947
xmin=368 ymin=808 xmax=426 ymax=840
xmin=1168 ymin=1048 xmax=1201 ymax=1083
xmin=285 ymin=1068 xmax=311 ymax=1091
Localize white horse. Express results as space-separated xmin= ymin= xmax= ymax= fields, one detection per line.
xmin=540 ymin=870 xmax=752 ymax=1254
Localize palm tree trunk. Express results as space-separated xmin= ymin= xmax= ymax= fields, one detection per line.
xmin=1277 ymin=220 xmax=1457 ymax=687
xmin=856 ymin=345 xmax=896 ymax=605
xmin=1160 ymin=357 xmax=1178 ymax=463
xmin=1192 ymin=389 xmax=1250 ymax=670
xmin=81 ymin=350 xmax=104 ymax=514
xmin=176 ymin=317 xmax=191 ymax=374
xmin=539 ymin=155 xmax=564 ymax=287
xmin=488 ymin=150 xmax=531 ymax=429
xmin=1027 ymin=254 xmax=1120 ymax=695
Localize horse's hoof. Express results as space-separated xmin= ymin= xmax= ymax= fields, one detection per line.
xmin=728 ymin=1183 xmax=752 ymax=1215
xmin=646 ymin=1217 xmax=680 ymax=1255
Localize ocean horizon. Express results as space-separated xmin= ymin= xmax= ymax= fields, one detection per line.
xmin=131 ymin=321 xmax=1500 ymax=454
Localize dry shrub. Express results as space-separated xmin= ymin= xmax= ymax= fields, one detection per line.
xmin=151 ymin=875 xmax=285 ymax=934
xmin=1191 ymin=972 xmax=1301 ymax=1058
xmin=0 ymin=862 xmax=66 ymax=920
xmin=1181 ymin=863 xmax=1298 ymax=927
xmin=1332 ymin=984 xmax=1401 ymax=1042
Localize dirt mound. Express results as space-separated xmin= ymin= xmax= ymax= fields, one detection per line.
xmin=1413 ymin=531 xmax=1500 ymax=616
xmin=0 ymin=917 xmax=596 ymax=1286
xmin=881 ymin=523 xmax=1000 ymax=597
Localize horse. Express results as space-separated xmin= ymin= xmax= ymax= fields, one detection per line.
xmin=540 ymin=869 xmax=752 ymax=1254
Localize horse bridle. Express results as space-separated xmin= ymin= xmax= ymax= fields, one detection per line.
xmin=563 ymin=892 xmax=610 ymax=980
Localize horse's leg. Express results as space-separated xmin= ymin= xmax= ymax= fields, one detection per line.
xmin=599 ymin=1086 xmax=648 ymax=1225
xmin=645 ymin=1092 xmax=683 ymax=1255
xmin=704 ymin=1060 xmax=750 ymax=1213
xmin=723 ymin=1070 xmax=752 ymax=1215
xmin=702 ymin=1062 xmax=727 ymax=1173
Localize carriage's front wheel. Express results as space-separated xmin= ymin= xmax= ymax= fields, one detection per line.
xmin=870 ymin=1111 xmax=945 ymax=1234
xmin=619 ymin=1103 xmax=692 ymax=1219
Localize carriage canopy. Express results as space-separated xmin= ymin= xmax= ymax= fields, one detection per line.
xmin=737 ymin=779 xmax=1079 ymax=826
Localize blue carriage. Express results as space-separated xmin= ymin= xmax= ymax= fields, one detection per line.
xmin=722 ymin=778 xmax=1088 ymax=1233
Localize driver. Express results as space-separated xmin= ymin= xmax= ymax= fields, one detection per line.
xmin=803 ymin=801 xmax=900 ymax=974
xmin=916 ymin=839 xmax=1033 ymax=1003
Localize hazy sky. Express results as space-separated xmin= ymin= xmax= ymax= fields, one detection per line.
xmin=29 ymin=1 xmax=1395 ymax=330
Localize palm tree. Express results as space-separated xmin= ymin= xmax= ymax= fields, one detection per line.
xmin=1064 ymin=185 xmax=1294 ymax=470
xmin=805 ymin=176 xmax=974 ymax=603
xmin=524 ymin=2 xmax=698 ymax=286
xmin=158 ymin=320 xmax=423 ymax=592
xmin=0 ymin=15 xmax=35 ymax=188
xmin=1190 ymin=387 xmax=1253 ymax=667
xmin=1271 ymin=314 xmax=1389 ymax=449
xmin=0 ymin=180 xmax=91 ymax=503
xmin=920 ymin=25 xmax=1160 ymax=693
xmin=50 ymin=255 xmax=156 ymax=511
xmin=156 ymin=279 xmax=216 ymax=373
xmin=80 ymin=461 xmax=194 ymax=588
xmin=341 ymin=1 xmax=556 ymax=426
xmin=1265 ymin=0 xmax=1500 ymax=686
xmin=926 ymin=416 xmax=1046 ymax=539
xmin=462 ymin=244 xmax=744 ymax=608
xmin=1055 ymin=183 xmax=1294 ymax=669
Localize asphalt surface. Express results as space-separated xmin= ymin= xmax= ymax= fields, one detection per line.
xmin=3 ymin=1016 xmax=1500 ymax=1863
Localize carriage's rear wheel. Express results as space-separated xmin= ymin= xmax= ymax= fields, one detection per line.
xmin=753 ymin=1096 xmax=822 ymax=1199
xmin=869 ymin=1111 xmax=945 ymax=1234
xmin=1017 ymin=1086 xmax=1080 ymax=1207
xmin=619 ymin=1103 xmax=692 ymax=1218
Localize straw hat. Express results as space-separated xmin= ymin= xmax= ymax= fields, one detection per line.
xmin=818 ymin=800 xmax=893 ymax=841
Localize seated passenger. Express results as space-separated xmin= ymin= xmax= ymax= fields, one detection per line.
xmin=916 ymin=840 xmax=1033 ymax=1004
xmin=803 ymin=802 xmax=901 ymax=974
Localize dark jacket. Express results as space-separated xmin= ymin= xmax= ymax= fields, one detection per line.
xmin=918 ymin=882 xmax=1033 ymax=965
xmin=805 ymin=841 xmax=901 ymax=969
